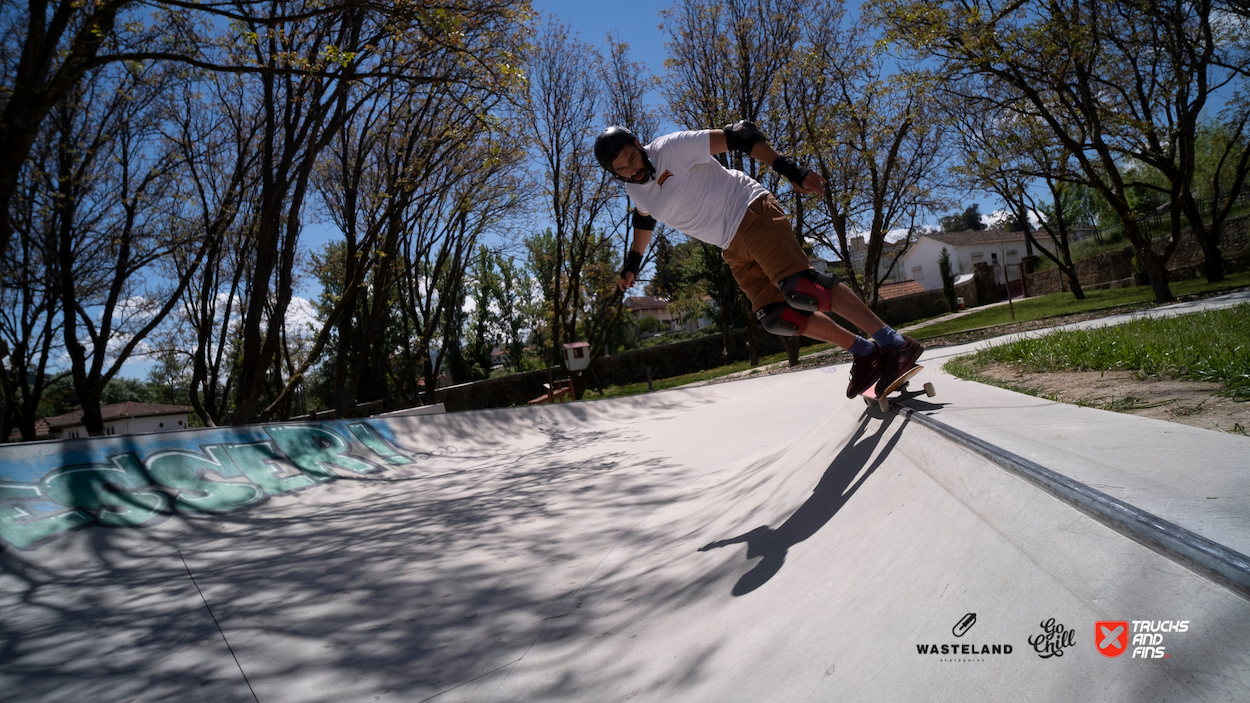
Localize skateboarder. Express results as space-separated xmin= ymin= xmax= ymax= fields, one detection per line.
xmin=596 ymin=122 xmax=923 ymax=397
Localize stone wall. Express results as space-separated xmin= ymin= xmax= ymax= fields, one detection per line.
xmin=427 ymin=329 xmax=819 ymax=412
xmin=1025 ymin=215 xmax=1250 ymax=295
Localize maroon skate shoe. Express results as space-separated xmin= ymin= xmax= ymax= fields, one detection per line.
xmin=875 ymin=335 xmax=925 ymax=396
xmin=846 ymin=343 xmax=883 ymax=398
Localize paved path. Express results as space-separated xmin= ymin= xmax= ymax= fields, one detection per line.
xmin=2 ymin=292 xmax=1248 ymax=702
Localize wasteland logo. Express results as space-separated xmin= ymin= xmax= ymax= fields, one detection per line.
xmin=1028 ymin=618 xmax=1076 ymax=659
xmin=916 ymin=613 xmax=1014 ymax=661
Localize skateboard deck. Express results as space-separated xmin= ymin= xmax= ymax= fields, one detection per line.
xmin=861 ymin=365 xmax=935 ymax=413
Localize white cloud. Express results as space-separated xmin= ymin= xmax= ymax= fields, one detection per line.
xmin=285 ymin=296 xmax=322 ymax=341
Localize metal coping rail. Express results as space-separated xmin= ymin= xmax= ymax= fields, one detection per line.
xmin=895 ymin=403 xmax=1250 ymax=603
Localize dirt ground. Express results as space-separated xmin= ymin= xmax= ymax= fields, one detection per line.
xmin=971 ymin=362 xmax=1249 ymax=436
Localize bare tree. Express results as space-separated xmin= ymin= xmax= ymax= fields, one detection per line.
xmin=0 ymin=131 xmax=66 ymax=440
xmin=167 ymin=68 xmax=262 ymax=427
xmin=595 ymin=34 xmax=660 ymax=361
xmin=661 ymin=0 xmax=805 ymax=364
xmin=0 ymin=0 xmax=532 ymax=261
xmin=946 ymin=97 xmax=1088 ymax=298
xmin=48 ymin=62 xmax=214 ymax=436
xmin=872 ymin=0 xmax=1246 ymax=301
xmin=524 ymin=19 xmax=615 ymax=374
xmin=794 ymin=1 xmax=946 ymax=305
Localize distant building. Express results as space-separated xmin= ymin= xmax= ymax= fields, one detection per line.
xmin=44 ymin=402 xmax=191 ymax=440
xmin=900 ymin=230 xmax=1029 ymax=292
xmin=626 ymin=295 xmax=680 ymax=326
xmin=6 ymin=418 xmax=51 ymax=443
xmin=842 ymin=237 xmax=911 ymax=284
xmin=625 ymin=295 xmax=713 ymax=334
xmin=900 ymin=227 xmax=1097 ymax=293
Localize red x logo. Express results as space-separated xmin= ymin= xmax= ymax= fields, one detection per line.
xmin=1096 ymin=621 xmax=1129 ymax=658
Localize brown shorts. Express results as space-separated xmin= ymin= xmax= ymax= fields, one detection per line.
xmin=722 ymin=193 xmax=813 ymax=311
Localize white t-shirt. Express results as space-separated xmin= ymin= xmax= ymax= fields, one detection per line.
xmin=624 ymin=130 xmax=769 ymax=249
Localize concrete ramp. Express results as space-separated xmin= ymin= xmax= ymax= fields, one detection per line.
xmin=2 ymin=369 xmax=1247 ymax=702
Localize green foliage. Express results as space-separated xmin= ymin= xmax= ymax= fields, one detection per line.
xmin=100 ymin=378 xmax=159 ymax=405
xmin=35 ymin=375 xmax=189 ymax=419
xmin=940 ymin=204 xmax=987 ymax=232
xmin=36 ymin=376 xmax=81 ymax=418
xmin=938 ymin=247 xmax=957 ymax=312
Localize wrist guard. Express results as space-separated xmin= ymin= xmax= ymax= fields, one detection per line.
xmin=773 ymin=155 xmax=812 ymax=187
xmin=621 ymin=250 xmax=643 ymax=277
xmin=723 ymin=120 xmax=767 ymax=155
xmin=631 ymin=209 xmax=656 ymax=231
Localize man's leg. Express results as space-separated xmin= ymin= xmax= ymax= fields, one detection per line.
xmin=726 ymin=193 xmax=920 ymax=396
xmin=779 ymin=271 xmax=925 ymax=394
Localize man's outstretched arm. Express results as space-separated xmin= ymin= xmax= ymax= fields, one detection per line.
xmin=618 ymin=211 xmax=654 ymax=292
xmin=709 ymin=123 xmax=825 ymax=195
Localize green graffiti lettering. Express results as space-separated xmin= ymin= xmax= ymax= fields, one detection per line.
xmin=267 ymin=425 xmax=377 ymax=477
xmin=347 ymin=422 xmax=413 ymax=465
xmin=0 ymin=482 xmax=93 ymax=550
xmin=40 ymin=455 xmax=169 ymax=527
xmin=145 ymin=446 xmax=265 ymax=512
xmin=224 ymin=441 xmax=323 ymax=494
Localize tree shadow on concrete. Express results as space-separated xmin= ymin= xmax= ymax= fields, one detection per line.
xmin=0 ymin=401 xmax=715 ymax=703
xmin=699 ymin=412 xmax=907 ymax=596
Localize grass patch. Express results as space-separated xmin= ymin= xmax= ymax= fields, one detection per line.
xmin=909 ymin=270 xmax=1250 ymax=340
xmin=944 ymin=303 xmax=1250 ymax=400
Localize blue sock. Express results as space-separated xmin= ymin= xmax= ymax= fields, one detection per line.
xmin=850 ymin=336 xmax=877 ymax=357
xmin=872 ymin=326 xmax=905 ymax=348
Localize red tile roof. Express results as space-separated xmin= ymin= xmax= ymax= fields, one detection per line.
xmin=626 ymin=295 xmax=669 ymax=311
xmin=44 ymin=402 xmax=191 ymax=429
xmin=922 ymin=229 xmax=1027 ymax=247
xmin=7 ymin=418 xmax=50 ymax=442
xmin=877 ymin=280 xmax=927 ymax=300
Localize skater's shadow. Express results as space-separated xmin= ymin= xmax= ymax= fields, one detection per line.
xmin=698 ymin=413 xmax=907 ymax=596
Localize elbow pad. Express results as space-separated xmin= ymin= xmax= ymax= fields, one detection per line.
xmin=723 ymin=120 xmax=767 ymax=155
xmin=631 ymin=209 xmax=656 ymax=231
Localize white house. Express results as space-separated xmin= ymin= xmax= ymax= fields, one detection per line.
xmin=899 ymin=230 xmax=1031 ymax=292
xmin=45 ymin=402 xmax=191 ymax=440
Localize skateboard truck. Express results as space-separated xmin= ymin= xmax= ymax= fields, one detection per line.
xmin=861 ymin=366 xmax=936 ymax=413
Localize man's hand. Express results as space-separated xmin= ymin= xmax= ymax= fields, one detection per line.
xmin=618 ymin=271 xmax=636 ymax=292
xmin=793 ymin=170 xmax=825 ymax=195
xmin=619 ymin=249 xmax=642 ymax=292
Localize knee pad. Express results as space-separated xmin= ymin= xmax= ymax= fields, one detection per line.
xmin=755 ymin=302 xmax=811 ymax=337
xmin=779 ymin=269 xmax=838 ymax=312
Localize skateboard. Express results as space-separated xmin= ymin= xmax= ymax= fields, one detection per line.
xmin=861 ymin=365 xmax=935 ymax=413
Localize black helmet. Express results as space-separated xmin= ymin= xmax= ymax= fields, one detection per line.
xmin=594 ymin=126 xmax=654 ymax=182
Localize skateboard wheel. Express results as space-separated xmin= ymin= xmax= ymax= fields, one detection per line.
xmin=878 ymin=397 xmax=889 ymax=413
xmin=924 ymin=382 xmax=935 ymax=397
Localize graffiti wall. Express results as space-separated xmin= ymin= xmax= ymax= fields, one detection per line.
xmin=0 ymin=420 xmax=415 ymax=552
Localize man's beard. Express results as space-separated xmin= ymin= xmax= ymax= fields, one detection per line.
xmin=624 ymin=163 xmax=655 ymax=184
xmin=621 ymin=146 xmax=656 ymax=183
